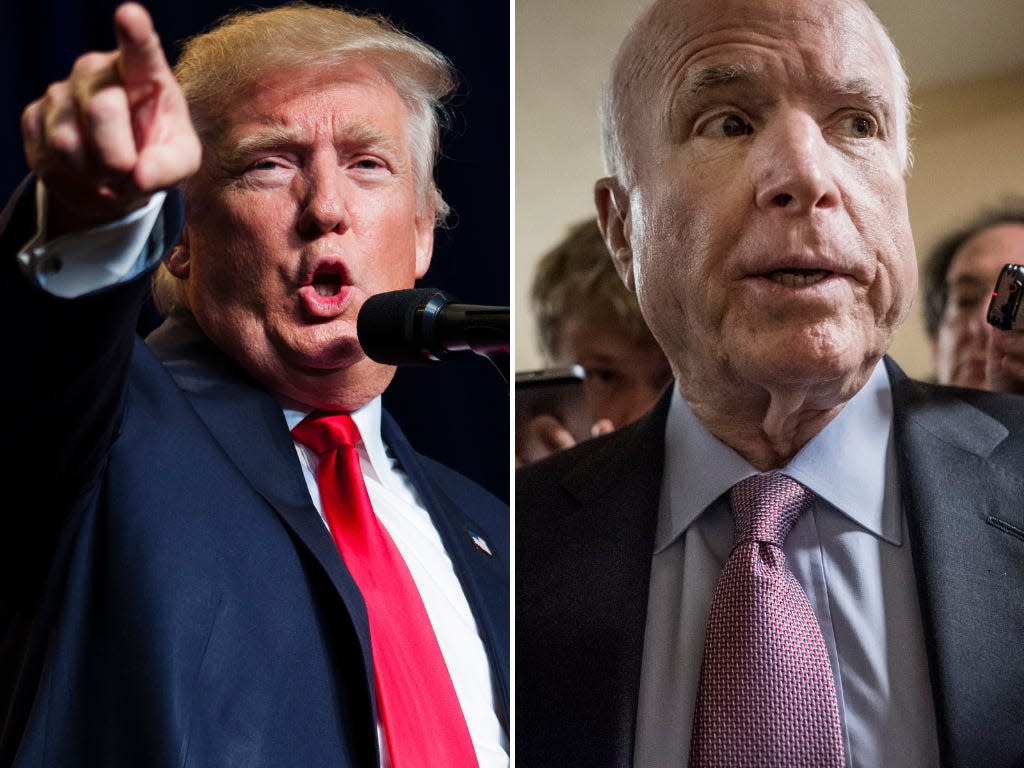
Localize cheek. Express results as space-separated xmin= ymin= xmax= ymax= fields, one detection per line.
xmin=356 ymin=199 xmax=421 ymax=280
xmin=188 ymin=215 xmax=282 ymax=307
xmin=631 ymin=189 xmax=710 ymax=316
xmin=851 ymin=169 xmax=916 ymax=325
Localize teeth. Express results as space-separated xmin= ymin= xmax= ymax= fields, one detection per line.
xmin=769 ymin=269 xmax=829 ymax=287
xmin=311 ymin=271 xmax=342 ymax=297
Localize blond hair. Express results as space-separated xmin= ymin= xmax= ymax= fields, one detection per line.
xmin=154 ymin=3 xmax=456 ymax=316
xmin=175 ymin=2 xmax=454 ymax=217
xmin=531 ymin=219 xmax=658 ymax=360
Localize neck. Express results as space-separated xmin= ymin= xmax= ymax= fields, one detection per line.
xmin=681 ymin=368 xmax=874 ymax=471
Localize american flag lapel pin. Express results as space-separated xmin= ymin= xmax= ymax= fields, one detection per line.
xmin=466 ymin=528 xmax=493 ymax=556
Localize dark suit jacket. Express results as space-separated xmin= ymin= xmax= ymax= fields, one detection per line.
xmin=516 ymin=361 xmax=1024 ymax=768
xmin=0 ymin=186 xmax=509 ymax=767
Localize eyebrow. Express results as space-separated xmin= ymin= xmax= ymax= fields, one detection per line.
xmin=221 ymin=122 xmax=404 ymax=169
xmin=948 ymin=274 xmax=992 ymax=290
xmin=684 ymin=64 xmax=893 ymax=119
xmin=686 ymin=63 xmax=759 ymax=95
xmin=812 ymin=74 xmax=892 ymax=118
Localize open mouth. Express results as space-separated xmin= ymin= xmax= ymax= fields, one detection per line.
xmin=312 ymin=270 xmax=343 ymax=297
xmin=766 ymin=268 xmax=833 ymax=287
xmin=308 ymin=262 xmax=347 ymax=297
xmin=297 ymin=260 xmax=353 ymax=318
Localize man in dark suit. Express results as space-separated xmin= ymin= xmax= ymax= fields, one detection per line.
xmin=517 ymin=0 xmax=1024 ymax=766
xmin=1 ymin=4 xmax=507 ymax=766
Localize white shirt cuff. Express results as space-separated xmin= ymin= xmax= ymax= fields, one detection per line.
xmin=16 ymin=182 xmax=168 ymax=298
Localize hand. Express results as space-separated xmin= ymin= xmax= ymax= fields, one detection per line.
xmin=20 ymin=3 xmax=201 ymax=236
xmin=986 ymin=329 xmax=1024 ymax=395
xmin=515 ymin=414 xmax=616 ymax=467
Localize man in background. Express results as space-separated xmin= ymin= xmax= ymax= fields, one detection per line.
xmin=2 ymin=4 xmax=508 ymax=766
xmin=517 ymin=0 xmax=1024 ymax=765
xmin=517 ymin=218 xmax=672 ymax=464
xmin=924 ymin=206 xmax=1024 ymax=393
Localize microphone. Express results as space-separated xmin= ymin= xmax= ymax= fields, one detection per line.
xmin=357 ymin=288 xmax=510 ymax=367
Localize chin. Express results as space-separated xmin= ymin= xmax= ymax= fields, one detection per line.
xmin=306 ymin=358 xmax=397 ymax=412
xmin=740 ymin=340 xmax=878 ymax=392
xmin=249 ymin=352 xmax=393 ymax=412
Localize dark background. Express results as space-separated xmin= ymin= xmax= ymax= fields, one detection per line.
xmin=1 ymin=0 xmax=510 ymax=500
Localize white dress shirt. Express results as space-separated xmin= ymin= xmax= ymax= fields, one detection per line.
xmin=286 ymin=401 xmax=508 ymax=768
xmin=635 ymin=362 xmax=940 ymax=767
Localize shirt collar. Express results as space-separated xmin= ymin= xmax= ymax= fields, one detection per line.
xmin=281 ymin=395 xmax=390 ymax=485
xmin=657 ymin=360 xmax=899 ymax=552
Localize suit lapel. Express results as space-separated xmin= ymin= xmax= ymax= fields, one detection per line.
xmin=146 ymin=318 xmax=376 ymax=680
xmin=518 ymin=390 xmax=669 ymax=767
xmin=890 ymin=363 xmax=1024 ymax=764
xmin=380 ymin=412 xmax=511 ymax=724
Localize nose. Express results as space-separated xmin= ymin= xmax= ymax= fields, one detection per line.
xmin=754 ymin=112 xmax=840 ymax=214
xmin=297 ymin=159 xmax=350 ymax=237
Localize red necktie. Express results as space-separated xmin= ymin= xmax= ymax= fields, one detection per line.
xmin=689 ymin=472 xmax=844 ymax=768
xmin=292 ymin=411 xmax=479 ymax=768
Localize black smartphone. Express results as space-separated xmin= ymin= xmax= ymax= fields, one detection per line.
xmin=514 ymin=365 xmax=592 ymax=448
xmin=987 ymin=263 xmax=1024 ymax=330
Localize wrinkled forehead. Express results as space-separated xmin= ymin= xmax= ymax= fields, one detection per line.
xmin=198 ymin=60 xmax=404 ymax=140
xmin=612 ymin=0 xmax=896 ymax=148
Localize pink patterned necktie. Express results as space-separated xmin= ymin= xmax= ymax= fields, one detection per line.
xmin=292 ymin=412 xmax=479 ymax=768
xmin=689 ymin=472 xmax=844 ymax=768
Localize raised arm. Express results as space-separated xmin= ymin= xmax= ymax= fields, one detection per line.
xmin=20 ymin=2 xmax=200 ymax=236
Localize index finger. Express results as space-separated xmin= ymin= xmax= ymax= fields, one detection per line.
xmin=113 ymin=3 xmax=171 ymax=86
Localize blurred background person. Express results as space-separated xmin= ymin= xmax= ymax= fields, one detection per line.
xmin=517 ymin=218 xmax=672 ymax=464
xmin=924 ymin=206 xmax=1024 ymax=392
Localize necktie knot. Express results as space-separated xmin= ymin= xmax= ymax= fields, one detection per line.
xmin=729 ymin=472 xmax=813 ymax=547
xmin=292 ymin=410 xmax=360 ymax=456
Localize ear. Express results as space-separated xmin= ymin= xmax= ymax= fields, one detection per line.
xmin=413 ymin=213 xmax=434 ymax=279
xmin=594 ymin=176 xmax=635 ymax=292
xmin=165 ymin=227 xmax=191 ymax=279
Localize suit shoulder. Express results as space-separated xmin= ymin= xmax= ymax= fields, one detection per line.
xmin=517 ymin=408 xmax=665 ymax=510
xmin=894 ymin=376 xmax=1024 ymax=430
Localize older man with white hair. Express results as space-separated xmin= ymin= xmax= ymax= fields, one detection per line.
xmin=517 ymin=0 xmax=1024 ymax=766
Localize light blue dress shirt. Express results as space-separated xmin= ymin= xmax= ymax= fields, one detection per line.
xmin=634 ymin=361 xmax=941 ymax=767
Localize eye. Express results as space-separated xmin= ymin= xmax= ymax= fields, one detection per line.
xmin=953 ymin=291 xmax=984 ymax=310
xmin=241 ymin=156 xmax=295 ymax=176
xmin=583 ymin=367 xmax=623 ymax=387
xmin=699 ymin=113 xmax=754 ymax=138
xmin=839 ymin=113 xmax=878 ymax=139
xmin=351 ymin=156 xmax=387 ymax=171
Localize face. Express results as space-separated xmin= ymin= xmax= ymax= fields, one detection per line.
xmin=555 ymin=312 xmax=673 ymax=427
xmin=933 ymin=223 xmax=1024 ymax=388
xmin=598 ymin=0 xmax=916 ymax=405
xmin=169 ymin=63 xmax=433 ymax=410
